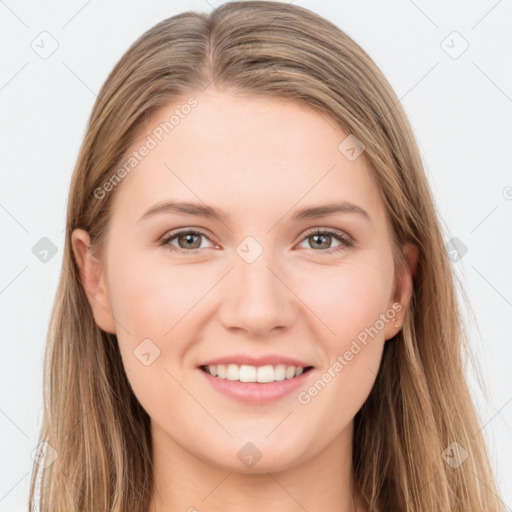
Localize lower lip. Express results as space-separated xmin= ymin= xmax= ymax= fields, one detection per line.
xmin=198 ymin=367 xmax=314 ymax=405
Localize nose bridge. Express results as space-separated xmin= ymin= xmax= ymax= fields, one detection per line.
xmin=235 ymin=237 xmax=282 ymax=310
xmin=219 ymin=234 xmax=295 ymax=335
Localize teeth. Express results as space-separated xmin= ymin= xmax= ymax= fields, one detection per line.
xmin=239 ymin=365 xmax=256 ymax=382
xmin=273 ymin=364 xmax=286 ymax=381
xmin=285 ymin=365 xmax=296 ymax=379
xmin=204 ymin=363 xmax=307 ymax=382
xmin=226 ymin=364 xmax=239 ymax=381
xmin=217 ymin=364 xmax=226 ymax=379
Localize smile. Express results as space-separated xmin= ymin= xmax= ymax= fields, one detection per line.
xmin=200 ymin=363 xmax=313 ymax=383
xmin=198 ymin=364 xmax=315 ymax=405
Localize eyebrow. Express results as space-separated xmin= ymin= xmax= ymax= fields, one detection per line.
xmin=137 ymin=200 xmax=371 ymax=223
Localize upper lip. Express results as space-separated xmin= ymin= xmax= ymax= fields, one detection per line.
xmin=199 ymin=354 xmax=314 ymax=368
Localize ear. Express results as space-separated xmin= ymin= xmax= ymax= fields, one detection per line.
xmin=384 ymin=242 xmax=418 ymax=341
xmin=71 ymin=228 xmax=117 ymax=334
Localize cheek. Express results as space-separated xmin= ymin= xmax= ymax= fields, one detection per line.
xmin=107 ymin=252 xmax=207 ymax=338
xmin=297 ymin=262 xmax=391 ymax=406
xmin=304 ymin=261 xmax=392 ymax=345
xmin=106 ymin=257 xmax=203 ymax=418
xmin=106 ymin=252 xmax=229 ymax=409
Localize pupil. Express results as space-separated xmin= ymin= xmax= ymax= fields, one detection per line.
xmin=181 ymin=233 xmax=200 ymax=248
xmin=312 ymin=234 xmax=330 ymax=249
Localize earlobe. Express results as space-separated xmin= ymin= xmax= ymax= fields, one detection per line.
xmin=71 ymin=229 xmax=117 ymax=334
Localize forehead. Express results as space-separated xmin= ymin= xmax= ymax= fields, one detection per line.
xmin=109 ymin=90 xmax=384 ymax=229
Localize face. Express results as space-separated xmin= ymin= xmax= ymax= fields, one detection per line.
xmin=74 ymin=89 xmax=415 ymax=474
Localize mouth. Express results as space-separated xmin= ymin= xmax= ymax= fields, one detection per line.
xmin=199 ymin=363 xmax=314 ymax=383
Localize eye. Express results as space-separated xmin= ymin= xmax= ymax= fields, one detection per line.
xmin=160 ymin=228 xmax=354 ymax=255
xmin=161 ymin=229 xmax=215 ymax=254
xmin=297 ymin=228 xmax=354 ymax=253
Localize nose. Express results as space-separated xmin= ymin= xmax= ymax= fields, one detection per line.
xmin=217 ymin=248 xmax=297 ymax=338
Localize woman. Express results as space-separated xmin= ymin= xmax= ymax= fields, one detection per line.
xmin=28 ymin=1 xmax=504 ymax=511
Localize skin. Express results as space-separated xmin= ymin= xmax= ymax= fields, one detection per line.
xmin=72 ymin=89 xmax=418 ymax=512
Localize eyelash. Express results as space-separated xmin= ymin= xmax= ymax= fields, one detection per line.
xmin=160 ymin=227 xmax=355 ymax=255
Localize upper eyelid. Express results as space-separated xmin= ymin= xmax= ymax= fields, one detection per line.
xmin=161 ymin=227 xmax=217 ymax=245
xmin=161 ymin=226 xmax=353 ymax=247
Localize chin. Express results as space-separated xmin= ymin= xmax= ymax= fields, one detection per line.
xmin=196 ymin=434 xmax=311 ymax=474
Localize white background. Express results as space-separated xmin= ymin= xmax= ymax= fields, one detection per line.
xmin=0 ymin=0 xmax=511 ymax=510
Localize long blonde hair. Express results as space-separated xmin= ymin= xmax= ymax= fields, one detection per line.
xmin=28 ymin=2 xmax=504 ymax=510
